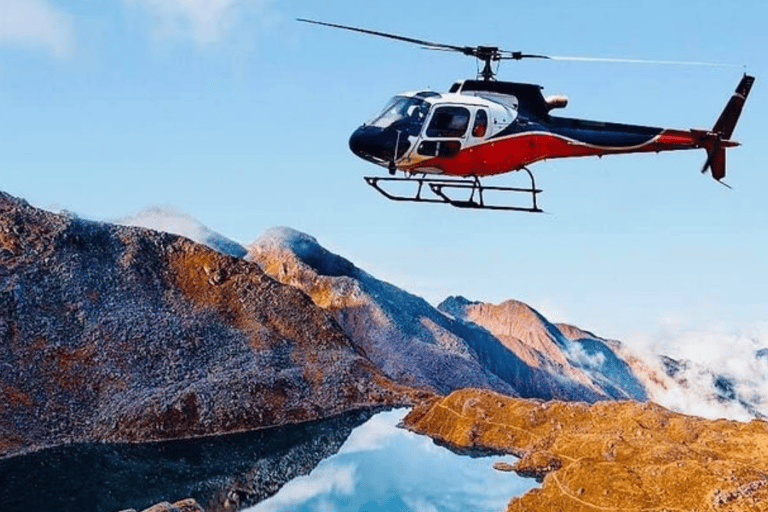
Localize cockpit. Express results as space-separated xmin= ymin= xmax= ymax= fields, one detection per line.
xmin=366 ymin=95 xmax=431 ymax=136
xmin=350 ymin=90 xmax=501 ymax=167
xmin=350 ymin=93 xmax=440 ymax=167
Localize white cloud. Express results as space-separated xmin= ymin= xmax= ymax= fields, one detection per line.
xmin=338 ymin=408 xmax=409 ymax=455
xmin=115 ymin=205 xmax=246 ymax=258
xmin=565 ymin=341 xmax=606 ymax=370
xmin=118 ymin=205 xmax=217 ymax=244
xmin=402 ymin=496 xmax=439 ymax=512
xmin=122 ymin=0 xmax=273 ymax=45
xmin=0 ymin=0 xmax=73 ymax=57
xmin=243 ymin=463 xmax=356 ymax=512
xmin=627 ymin=320 xmax=768 ymax=421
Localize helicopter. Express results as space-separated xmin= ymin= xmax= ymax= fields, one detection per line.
xmin=298 ymin=19 xmax=755 ymax=212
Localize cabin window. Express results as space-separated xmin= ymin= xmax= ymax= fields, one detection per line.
xmin=426 ymin=106 xmax=470 ymax=138
xmin=417 ymin=140 xmax=461 ymax=158
xmin=472 ymin=109 xmax=488 ymax=137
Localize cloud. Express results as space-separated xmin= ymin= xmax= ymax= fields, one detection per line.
xmin=565 ymin=341 xmax=606 ymax=370
xmin=116 ymin=205 xmax=246 ymax=258
xmin=122 ymin=0 xmax=274 ymax=45
xmin=402 ymin=496 xmax=439 ymax=512
xmin=0 ymin=0 xmax=73 ymax=57
xmin=627 ymin=320 xmax=768 ymax=421
xmin=244 ymin=463 xmax=356 ymax=512
xmin=337 ymin=408 xmax=410 ymax=455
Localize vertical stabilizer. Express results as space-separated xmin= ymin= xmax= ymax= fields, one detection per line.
xmin=702 ymin=74 xmax=755 ymax=181
xmin=713 ymin=74 xmax=755 ymax=140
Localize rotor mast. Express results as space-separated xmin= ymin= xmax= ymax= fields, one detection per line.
xmin=472 ymin=46 xmax=499 ymax=81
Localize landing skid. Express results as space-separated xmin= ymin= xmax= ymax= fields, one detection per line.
xmin=364 ymin=168 xmax=543 ymax=212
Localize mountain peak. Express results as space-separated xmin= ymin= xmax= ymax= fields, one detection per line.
xmin=251 ymin=227 xmax=359 ymax=279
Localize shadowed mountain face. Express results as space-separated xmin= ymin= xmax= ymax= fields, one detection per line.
xmin=0 ymin=192 xmax=412 ymax=457
xmin=247 ymin=228 xmax=649 ymax=403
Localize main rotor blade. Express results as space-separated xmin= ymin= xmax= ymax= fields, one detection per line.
xmin=297 ymin=19 xmax=743 ymax=74
xmin=297 ymin=18 xmax=468 ymax=53
xmin=499 ymin=51 xmax=550 ymax=61
xmin=546 ymin=55 xmax=741 ymax=67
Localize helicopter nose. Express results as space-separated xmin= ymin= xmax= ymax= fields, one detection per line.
xmin=349 ymin=126 xmax=402 ymax=165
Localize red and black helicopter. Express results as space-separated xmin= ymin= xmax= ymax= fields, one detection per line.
xmin=299 ymin=19 xmax=755 ymax=212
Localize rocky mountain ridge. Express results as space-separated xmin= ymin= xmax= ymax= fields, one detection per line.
xmin=247 ymin=228 xmax=665 ymax=405
xmin=246 ymin=226 xmax=768 ymax=421
xmin=0 ymin=191 xmax=414 ymax=458
xmin=116 ymin=207 xmax=768 ymax=422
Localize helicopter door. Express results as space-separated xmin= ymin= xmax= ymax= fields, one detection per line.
xmin=417 ymin=105 xmax=470 ymax=158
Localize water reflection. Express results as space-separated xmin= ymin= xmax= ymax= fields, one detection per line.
xmin=0 ymin=409 xmax=373 ymax=512
xmin=245 ymin=409 xmax=537 ymax=512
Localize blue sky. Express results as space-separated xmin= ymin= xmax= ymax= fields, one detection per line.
xmin=1 ymin=0 xmax=766 ymax=345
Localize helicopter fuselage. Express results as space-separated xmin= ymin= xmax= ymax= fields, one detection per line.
xmin=301 ymin=18 xmax=753 ymax=211
xmin=349 ymin=79 xmax=732 ymax=178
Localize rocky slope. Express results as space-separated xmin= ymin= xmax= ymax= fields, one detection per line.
xmin=0 ymin=191 xmax=414 ymax=458
xmin=247 ymin=228 xmax=651 ymax=402
xmin=404 ymin=389 xmax=768 ymax=512
xmin=247 ymin=228 xmax=518 ymax=396
xmin=120 ymin=211 xmax=768 ymax=423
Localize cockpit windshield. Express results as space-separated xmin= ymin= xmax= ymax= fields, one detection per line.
xmin=368 ymin=96 xmax=430 ymax=134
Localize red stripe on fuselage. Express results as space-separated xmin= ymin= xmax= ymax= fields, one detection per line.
xmin=402 ymin=130 xmax=701 ymax=177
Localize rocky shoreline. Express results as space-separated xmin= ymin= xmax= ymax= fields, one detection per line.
xmin=117 ymin=499 xmax=204 ymax=512
xmin=403 ymin=389 xmax=768 ymax=512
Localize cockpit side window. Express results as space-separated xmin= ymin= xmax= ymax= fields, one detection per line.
xmin=472 ymin=109 xmax=488 ymax=137
xmin=426 ymin=106 xmax=470 ymax=138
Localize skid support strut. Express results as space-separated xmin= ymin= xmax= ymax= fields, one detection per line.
xmin=363 ymin=167 xmax=542 ymax=212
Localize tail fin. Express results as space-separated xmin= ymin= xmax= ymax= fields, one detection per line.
xmin=702 ymin=74 xmax=755 ymax=181
xmin=713 ymin=74 xmax=755 ymax=139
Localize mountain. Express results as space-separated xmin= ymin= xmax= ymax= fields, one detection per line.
xmin=3 ymin=190 xmax=759 ymax=461
xmin=246 ymin=228 xmax=649 ymax=402
xmin=246 ymin=227 xmax=768 ymax=422
xmin=246 ymin=228 xmax=517 ymax=396
xmin=4 ymin=190 xmax=768 ymax=512
xmin=0 ymin=192 xmax=413 ymax=458
xmin=439 ymin=296 xmax=649 ymax=401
